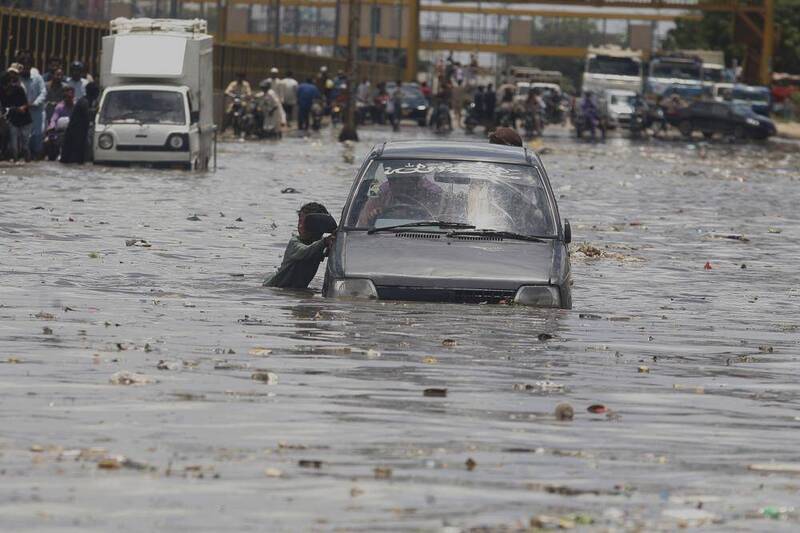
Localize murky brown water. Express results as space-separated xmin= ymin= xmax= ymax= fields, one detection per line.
xmin=1 ymin=125 xmax=799 ymax=531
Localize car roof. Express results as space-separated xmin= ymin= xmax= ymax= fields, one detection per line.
xmin=376 ymin=140 xmax=536 ymax=166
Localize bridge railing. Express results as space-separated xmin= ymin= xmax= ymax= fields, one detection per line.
xmin=0 ymin=7 xmax=400 ymax=88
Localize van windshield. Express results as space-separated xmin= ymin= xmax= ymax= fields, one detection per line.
xmin=651 ymin=61 xmax=701 ymax=80
xmin=99 ymin=90 xmax=186 ymax=125
xmin=587 ymin=56 xmax=640 ymax=77
xmin=345 ymin=159 xmax=557 ymax=237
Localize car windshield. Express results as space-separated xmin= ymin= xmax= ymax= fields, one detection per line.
xmin=703 ymin=67 xmax=725 ymax=82
xmin=99 ymin=90 xmax=186 ymax=125
xmin=345 ymin=159 xmax=557 ymax=237
xmin=587 ymin=56 xmax=640 ymax=77
xmin=651 ymin=62 xmax=701 ymax=80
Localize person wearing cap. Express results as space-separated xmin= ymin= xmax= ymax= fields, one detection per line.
xmin=66 ymin=61 xmax=89 ymax=101
xmin=260 ymin=68 xmax=281 ymax=101
xmin=257 ymin=79 xmax=286 ymax=135
xmin=17 ymin=52 xmax=47 ymax=159
xmin=2 ymin=65 xmax=33 ymax=161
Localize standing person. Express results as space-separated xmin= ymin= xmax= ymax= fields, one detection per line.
xmin=45 ymin=85 xmax=74 ymax=160
xmin=278 ymin=70 xmax=298 ymax=126
xmin=257 ymin=80 xmax=286 ymax=135
xmin=60 ymin=96 xmax=90 ymax=164
xmin=473 ymin=85 xmax=485 ymax=122
xmin=65 ymin=61 xmax=88 ymax=101
xmin=47 ymin=86 xmax=75 ymax=131
xmin=485 ymin=83 xmax=496 ymax=126
xmin=3 ymin=65 xmax=33 ymax=162
xmin=389 ymin=80 xmax=403 ymax=131
xmin=296 ymin=78 xmax=322 ymax=132
xmin=261 ymin=67 xmax=280 ymax=93
xmin=18 ymin=53 xmax=47 ymax=160
xmin=263 ymin=202 xmax=335 ymax=289
xmin=45 ymin=68 xmax=66 ymax=124
xmin=420 ymin=80 xmax=432 ymax=103
xmin=42 ymin=57 xmax=63 ymax=83
xmin=451 ymin=78 xmax=466 ymax=128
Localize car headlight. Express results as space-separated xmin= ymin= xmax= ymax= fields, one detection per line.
xmin=331 ymin=279 xmax=378 ymax=299
xmin=745 ymin=117 xmax=760 ymax=127
xmin=168 ymin=134 xmax=186 ymax=150
xmin=416 ymin=105 xmax=427 ymax=111
xmin=98 ymin=133 xmax=114 ymax=150
xmin=514 ymin=285 xmax=561 ymax=307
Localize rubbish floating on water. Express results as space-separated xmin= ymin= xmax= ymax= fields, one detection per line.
xmin=704 ymin=261 xmax=712 ymax=270
xmin=264 ymin=467 xmax=283 ymax=478
xmin=760 ymin=506 xmax=792 ymax=519
xmin=186 ymin=214 xmax=201 ymax=221
xmin=97 ymin=455 xmax=153 ymax=471
xmin=758 ymin=345 xmax=774 ymax=353
xmin=579 ymin=313 xmax=602 ymax=320
xmin=638 ymin=366 xmax=650 ymax=373
xmin=109 ymin=371 xmax=156 ymax=385
xmin=374 ymin=466 xmax=392 ymax=479
xmin=235 ymin=217 xmax=243 ymax=222
xmin=35 ymin=312 xmax=55 ymax=320
xmin=248 ymin=347 xmax=273 ymax=356
xmin=513 ymin=381 xmax=565 ymax=393
xmin=587 ymin=404 xmax=608 ymax=414
xmin=423 ymin=388 xmax=448 ymax=397
xmin=298 ymin=459 xmax=322 ymax=469
xmin=125 ymin=238 xmax=151 ymax=247
xmin=441 ymin=339 xmax=457 ymax=347
xmin=365 ymin=349 xmax=381 ymax=358
xmin=156 ymin=360 xmax=180 ymax=371
xmin=537 ymin=333 xmax=554 ymax=341
xmin=6 ymin=356 xmax=22 ymax=364
xmin=554 ymin=403 xmax=574 ymax=421
xmin=767 ymin=227 xmax=782 ymax=234
xmin=42 ymin=326 xmax=53 ymax=335
xmin=281 ymin=187 xmax=299 ymax=194
xmin=465 ymin=458 xmax=477 ymax=471
xmin=422 ymin=356 xmax=438 ymax=364
xmin=251 ymin=371 xmax=278 ymax=384
xmin=748 ymin=463 xmax=800 ymax=474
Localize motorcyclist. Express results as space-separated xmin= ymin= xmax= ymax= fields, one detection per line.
xmin=45 ymin=85 xmax=74 ymax=160
xmin=523 ymin=90 xmax=542 ymax=137
xmin=580 ymin=91 xmax=600 ymax=138
xmin=224 ymin=72 xmax=252 ymax=132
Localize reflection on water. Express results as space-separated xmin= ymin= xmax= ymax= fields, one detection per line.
xmin=1 ymin=127 xmax=799 ymax=530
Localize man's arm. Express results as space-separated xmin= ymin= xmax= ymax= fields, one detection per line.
xmin=32 ymin=77 xmax=47 ymax=107
xmin=284 ymin=237 xmax=327 ymax=262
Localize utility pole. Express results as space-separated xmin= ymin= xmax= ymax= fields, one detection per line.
xmin=339 ymin=0 xmax=360 ymax=141
xmin=404 ymin=0 xmax=419 ymax=82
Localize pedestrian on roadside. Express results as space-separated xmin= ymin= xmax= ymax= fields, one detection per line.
xmin=451 ymin=78 xmax=466 ymax=128
xmin=66 ymin=61 xmax=89 ymax=101
xmin=258 ymin=80 xmax=287 ymax=135
xmin=278 ymin=70 xmax=298 ymax=126
xmin=390 ymin=80 xmax=403 ymax=131
xmin=263 ymin=202 xmax=336 ymax=289
xmin=60 ymin=96 xmax=90 ymax=164
xmin=297 ymin=78 xmax=322 ymax=131
xmin=42 ymin=57 xmax=63 ymax=83
xmin=3 ymin=65 xmax=33 ymax=162
xmin=474 ymin=85 xmax=485 ymax=123
xmin=485 ymin=83 xmax=496 ymax=125
xmin=18 ymin=52 xmax=47 ymax=159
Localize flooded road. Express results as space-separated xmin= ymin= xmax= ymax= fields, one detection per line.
xmin=1 ymin=126 xmax=799 ymax=531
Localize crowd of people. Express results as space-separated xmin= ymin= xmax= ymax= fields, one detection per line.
xmin=0 ymin=52 xmax=98 ymax=163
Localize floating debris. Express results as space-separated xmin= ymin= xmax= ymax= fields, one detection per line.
xmin=125 ymin=238 xmax=151 ymax=247
xmin=587 ymin=404 xmax=608 ymax=414
xmin=423 ymin=388 xmax=447 ymax=397
xmin=251 ymin=371 xmax=278 ymax=384
xmin=374 ymin=466 xmax=393 ymax=479
xmin=441 ymin=339 xmax=457 ymax=347
xmin=248 ymin=347 xmax=273 ymax=356
xmin=554 ymin=403 xmax=574 ymax=421
xmin=109 ymin=371 xmax=156 ymax=385
xmin=264 ymin=467 xmax=284 ymax=478
xmin=465 ymin=458 xmax=477 ymax=471
xmin=298 ymin=459 xmax=322 ymax=469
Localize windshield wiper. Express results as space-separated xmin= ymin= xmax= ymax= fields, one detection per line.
xmin=447 ymin=229 xmax=550 ymax=243
xmin=367 ymin=221 xmax=475 ymax=234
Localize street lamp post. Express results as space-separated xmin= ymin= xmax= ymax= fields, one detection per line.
xmin=339 ymin=0 xmax=360 ymax=141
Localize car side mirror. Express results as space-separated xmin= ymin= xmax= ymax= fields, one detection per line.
xmin=304 ymin=213 xmax=338 ymax=235
xmin=563 ymin=219 xmax=572 ymax=244
xmin=190 ymin=110 xmax=200 ymax=124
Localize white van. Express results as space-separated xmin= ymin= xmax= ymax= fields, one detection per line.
xmin=94 ymin=18 xmax=214 ymax=170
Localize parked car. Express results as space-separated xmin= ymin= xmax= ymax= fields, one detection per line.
xmin=323 ymin=141 xmax=572 ymax=308
xmin=669 ymin=100 xmax=776 ymax=140
xmin=730 ymin=84 xmax=771 ymax=116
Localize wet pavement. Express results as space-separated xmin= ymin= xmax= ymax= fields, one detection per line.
xmin=1 ymin=125 xmax=799 ymax=531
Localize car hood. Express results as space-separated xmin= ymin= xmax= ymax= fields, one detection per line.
xmin=341 ymin=231 xmax=555 ymax=289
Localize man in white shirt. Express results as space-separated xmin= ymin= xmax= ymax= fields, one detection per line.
xmin=278 ymin=71 xmax=298 ymax=126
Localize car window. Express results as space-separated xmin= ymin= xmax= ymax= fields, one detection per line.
xmin=711 ymin=103 xmax=730 ymax=117
xmin=692 ymin=102 xmax=712 ymax=114
xmin=345 ymin=159 xmax=557 ymax=237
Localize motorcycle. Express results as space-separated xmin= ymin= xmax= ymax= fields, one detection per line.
xmin=44 ymin=116 xmax=70 ymax=161
xmin=310 ymin=99 xmax=324 ymax=131
xmin=463 ymin=102 xmax=480 ymax=134
xmin=226 ymin=97 xmax=246 ymax=137
xmin=575 ymin=106 xmax=606 ymax=141
xmin=431 ymin=101 xmax=452 ymax=133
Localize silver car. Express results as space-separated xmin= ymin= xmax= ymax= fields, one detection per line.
xmin=322 ymin=141 xmax=572 ymax=308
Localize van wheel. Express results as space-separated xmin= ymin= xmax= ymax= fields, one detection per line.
xmin=733 ymin=125 xmax=747 ymax=140
xmin=679 ymin=120 xmax=692 ymax=138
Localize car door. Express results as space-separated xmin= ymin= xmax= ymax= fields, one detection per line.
xmin=710 ymin=103 xmax=732 ymax=134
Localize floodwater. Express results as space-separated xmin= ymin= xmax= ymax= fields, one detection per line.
xmin=1 ymin=125 xmax=799 ymax=532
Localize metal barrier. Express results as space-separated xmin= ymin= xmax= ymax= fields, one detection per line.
xmin=0 ymin=7 xmax=400 ymax=87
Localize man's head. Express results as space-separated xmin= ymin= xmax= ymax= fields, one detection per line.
xmin=260 ymin=79 xmax=272 ymax=91
xmin=63 ymin=85 xmax=75 ymax=104
xmin=48 ymin=57 xmax=62 ymax=72
xmin=52 ymin=68 xmax=64 ymax=83
xmin=270 ymin=67 xmax=279 ymax=76
xmin=16 ymin=52 xmax=32 ymax=78
xmin=70 ymin=61 xmax=83 ymax=80
xmin=7 ymin=64 xmax=22 ymax=84
xmin=298 ymin=202 xmax=329 ymax=240
xmin=488 ymin=127 xmax=523 ymax=147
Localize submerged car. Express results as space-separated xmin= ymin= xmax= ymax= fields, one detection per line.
xmin=322 ymin=141 xmax=572 ymax=308
xmin=670 ymin=100 xmax=776 ymax=140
